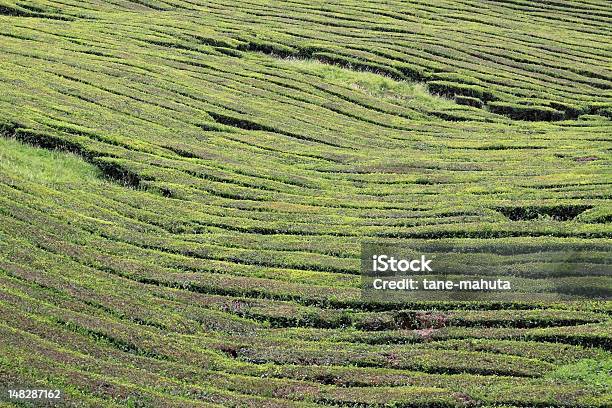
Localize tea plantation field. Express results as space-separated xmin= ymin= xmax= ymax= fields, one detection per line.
xmin=0 ymin=0 xmax=611 ymax=407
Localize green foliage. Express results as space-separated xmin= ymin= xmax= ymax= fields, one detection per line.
xmin=0 ymin=0 xmax=610 ymax=406
xmin=547 ymin=358 xmax=612 ymax=390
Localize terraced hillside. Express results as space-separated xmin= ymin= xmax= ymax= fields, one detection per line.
xmin=0 ymin=0 xmax=611 ymax=407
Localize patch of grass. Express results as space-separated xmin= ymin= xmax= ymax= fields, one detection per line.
xmin=277 ymin=57 xmax=452 ymax=109
xmin=0 ymin=137 xmax=103 ymax=187
xmin=546 ymin=358 xmax=612 ymax=390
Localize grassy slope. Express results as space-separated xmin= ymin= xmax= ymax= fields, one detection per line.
xmin=0 ymin=0 xmax=610 ymax=406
